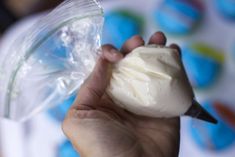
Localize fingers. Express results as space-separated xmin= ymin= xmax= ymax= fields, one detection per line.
xmin=120 ymin=35 xmax=145 ymax=55
xmin=72 ymin=32 xmax=181 ymax=109
xmin=148 ymin=31 xmax=167 ymax=45
xmin=73 ymin=45 xmax=123 ymax=108
xmin=169 ymin=44 xmax=181 ymax=57
xmin=148 ymin=31 xmax=181 ymax=57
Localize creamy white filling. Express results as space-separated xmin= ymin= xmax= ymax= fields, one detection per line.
xmin=107 ymin=45 xmax=194 ymax=117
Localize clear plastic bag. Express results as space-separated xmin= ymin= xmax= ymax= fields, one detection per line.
xmin=0 ymin=0 xmax=104 ymax=121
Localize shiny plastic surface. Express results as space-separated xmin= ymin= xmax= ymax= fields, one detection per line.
xmin=0 ymin=0 xmax=104 ymax=121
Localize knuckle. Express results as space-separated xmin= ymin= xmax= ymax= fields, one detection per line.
xmin=102 ymin=44 xmax=116 ymax=50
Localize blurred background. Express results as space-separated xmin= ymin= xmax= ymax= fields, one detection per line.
xmin=0 ymin=0 xmax=235 ymax=157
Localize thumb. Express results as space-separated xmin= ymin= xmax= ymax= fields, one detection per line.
xmin=73 ymin=44 xmax=123 ymax=108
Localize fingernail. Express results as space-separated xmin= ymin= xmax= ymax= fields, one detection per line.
xmin=131 ymin=35 xmax=142 ymax=40
xmin=150 ymin=31 xmax=166 ymax=45
xmin=154 ymin=31 xmax=164 ymax=37
xmin=103 ymin=48 xmax=123 ymax=62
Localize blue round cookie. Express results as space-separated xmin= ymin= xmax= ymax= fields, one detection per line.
xmin=182 ymin=43 xmax=224 ymax=88
xmin=58 ymin=140 xmax=80 ymax=157
xmin=189 ymin=101 xmax=235 ymax=151
xmin=154 ymin=0 xmax=204 ymax=35
xmin=102 ymin=10 xmax=144 ymax=49
xmin=215 ymin=0 xmax=235 ymax=20
xmin=48 ymin=95 xmax=76 ymax=122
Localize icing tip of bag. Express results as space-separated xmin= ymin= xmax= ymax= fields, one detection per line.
xmin=185 ymin=100 xmax=218 ymax=124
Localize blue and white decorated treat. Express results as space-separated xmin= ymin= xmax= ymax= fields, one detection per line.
xmin=58 ymin=140 xmax=80 ymax=157
xmin=48 ymin=95 xmax=76 ymax=122
xmin=189 ymin=101 xmax=235 ymax=151
xmin=215 ymin=0 xmax=235 ymax=20
xmin=154 ymin=0 xmax=204 ymax=35
xmin=182 ymin=43 xmax=224 ymax=88
xmin=103 ymin=10 xmax=144 ymax=49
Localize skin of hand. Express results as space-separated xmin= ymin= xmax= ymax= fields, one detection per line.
xmin=62 ymin=32 xmax=181 ymax=157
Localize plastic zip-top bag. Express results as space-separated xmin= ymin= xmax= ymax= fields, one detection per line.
xmin=0 ymin=0 xmax=104 ymax=121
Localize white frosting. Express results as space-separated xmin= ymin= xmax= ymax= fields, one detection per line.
xmin=107 ymin=45 xmax=194 ymax=117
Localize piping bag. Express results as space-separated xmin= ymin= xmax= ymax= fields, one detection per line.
xmin=0 ymin=0 xmax=217 ymax=124
xmin=106 ymin=45 xmax=218 ymax=124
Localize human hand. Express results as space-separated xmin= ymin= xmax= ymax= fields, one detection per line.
xmin=62 ymin=32 xmax=181 ymax=157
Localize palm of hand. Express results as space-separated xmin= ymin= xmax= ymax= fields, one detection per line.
xmin=63 ymin=32 xmax=181 ymax=157
xmin=64 ymin=95 xmax=179 ymax=157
